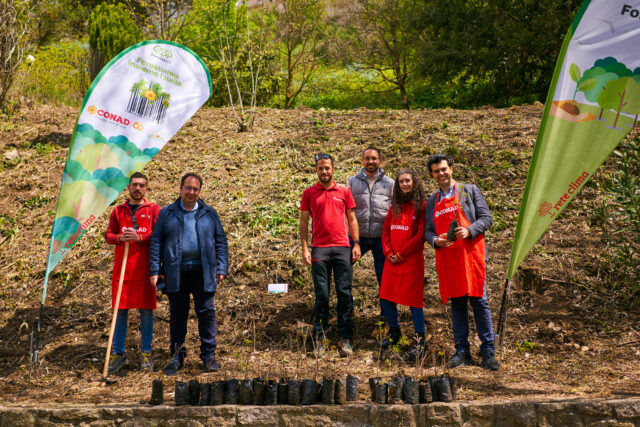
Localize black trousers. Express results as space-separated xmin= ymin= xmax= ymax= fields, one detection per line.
xmin=310 ymin=246 xmax=354 ymax=340
xmin=166 ymin=264 xmax=217 ymax=364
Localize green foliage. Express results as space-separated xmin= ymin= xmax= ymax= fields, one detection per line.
xmin=296 ymin=65 xmax=404 ymax=109
xmin=516 ymin=340 xmax=537 ymax=353
xmin=249 ymin=204 xmax=298 ymax=237
xmin=415 ymin=0 xmax=583 ymax=107
xmin=88 ymin=2 xmax=143 ymax=79
xmin=17 ymin=41 xmax=90 ymax=106
xmin=597 ymin=138 xmax=640 ymax=308
xmin=182 ymin=1 xmax=283 ymax=109
xmin=0 ymin=213 xmax=19 ymax=239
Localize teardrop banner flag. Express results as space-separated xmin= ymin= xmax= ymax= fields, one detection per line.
xmin=506 ymin=0 xmax=640 ymax=280
xmin=35 ymin=40 xmax=210 ymax=362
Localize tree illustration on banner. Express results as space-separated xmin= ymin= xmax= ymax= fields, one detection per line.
xmin=597 ymin=77 xmax=640 ymax=130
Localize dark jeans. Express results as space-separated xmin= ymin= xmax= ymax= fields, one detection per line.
xmin=351 ymin=236 xmax=385 ymax=315
xmin=380 ymin=298 xmax=425 ymax=334
xmin=311 ymin=246 xmax=354 ymax=340
xmin=167 ymin=264 xmax=217 ymax=364
xmin=450 ymin=284 xmax=494 ymax=354
xmin=352 ymin=237 xmax=385 ymax=285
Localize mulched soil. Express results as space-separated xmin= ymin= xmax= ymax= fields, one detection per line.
xmin=0 ymin=103 xmax=638 ymax=404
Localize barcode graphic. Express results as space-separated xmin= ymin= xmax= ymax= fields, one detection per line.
xmin=126 ymin=86 xmax=167 ymax=125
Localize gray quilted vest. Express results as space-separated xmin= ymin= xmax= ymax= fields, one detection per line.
xmin=347 ymin=169 xmax=394 ymax=238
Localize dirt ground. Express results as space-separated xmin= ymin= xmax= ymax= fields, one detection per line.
xmin=0 ymin=103 xmax=638 ymax=405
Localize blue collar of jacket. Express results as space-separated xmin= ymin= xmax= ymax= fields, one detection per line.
xmin=356 ymin=168 xmax=386 ymax=181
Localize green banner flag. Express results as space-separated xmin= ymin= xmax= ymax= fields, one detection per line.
xmin=42 ymin=40 xmax=211 ymax=301
xmin=507 ymin=0 xmax=640 ymax=279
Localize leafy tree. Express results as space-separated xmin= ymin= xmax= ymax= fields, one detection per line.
xmin=346 ymin=0 xmax=419 ymax=109
xmin=275 ymin=0 xmax=328 ymax=109
xmin=124 ymin=0 xmax=196 ymax=42
xmin=35 ymin=0 xmax=102 ymax=46
xmin=181 ymin=0 xmax=280 ymax=128
xmin=414 ymin=0 xmax=582 ymax=107
xmin=0 ymin=0 xmax=37 ymax=108
xmin=597 ymin=77 xmax=640 ymax=130
xmin=88 ymin=2 xmax=143 ymax=80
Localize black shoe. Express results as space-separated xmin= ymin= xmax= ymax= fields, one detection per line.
xmin=107 ymin=353 xmax=128 ymax=374
xmin=204 ymin=355 xmax=219 ymax=372
xmin=481 ymin=350 xmax=500 ymax=371
xmin=163 ymin=356 xmax=183 ymax=376
xmin=448 ymin=351 xmax=472 ymax=368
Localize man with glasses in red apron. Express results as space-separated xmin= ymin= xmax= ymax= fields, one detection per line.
xmin=424 ymin=154 xmax=500 ymax=371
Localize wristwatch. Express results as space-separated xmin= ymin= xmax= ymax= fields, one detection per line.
xmin=354 ymin=240 xmax=360 ymax=245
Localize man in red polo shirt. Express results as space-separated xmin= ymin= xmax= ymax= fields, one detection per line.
xmin=300 ymin=153 xmax=361 ymax=356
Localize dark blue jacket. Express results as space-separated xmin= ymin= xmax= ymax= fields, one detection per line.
xmin=424 ymin=183 xmax=492 ymax=259
xmin=149 ymin=198 xmax=229 ymax=293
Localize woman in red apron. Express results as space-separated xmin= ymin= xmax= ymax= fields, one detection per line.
xmin=379 ymin=168 xmax=427 ymax=361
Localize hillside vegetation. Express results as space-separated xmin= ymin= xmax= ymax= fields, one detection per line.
xmin=0 ymin=104 xmax=638 ymax=404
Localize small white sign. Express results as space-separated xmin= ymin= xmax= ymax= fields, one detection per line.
xmin=268 ymin=283 xmax=288 ymax=294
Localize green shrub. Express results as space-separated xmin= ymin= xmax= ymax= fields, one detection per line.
xmin=88 ymin=2 xmax=143 ymax=79
xmin=597 ymin=137 xmax=640 ymax=307
xmin=17 ymin=42 xmax=90 ymax=106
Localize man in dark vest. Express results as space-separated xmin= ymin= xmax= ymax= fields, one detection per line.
xmin=347 ymin=147 xmax=394 ymax=315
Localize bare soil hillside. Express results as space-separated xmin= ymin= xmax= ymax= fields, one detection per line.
xmin=0 ymin=104 xmax=638 ymax=404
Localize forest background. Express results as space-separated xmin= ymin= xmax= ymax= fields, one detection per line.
xmin=1 ymin=0 xmax=584 ymax=112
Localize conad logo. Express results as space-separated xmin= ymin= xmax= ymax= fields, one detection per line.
xmin=87 ymin=106 xmax=131 ymax=126
xmin=153 ymin=46 xmax=172 ymax=59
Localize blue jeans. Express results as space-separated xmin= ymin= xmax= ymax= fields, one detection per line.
xmin=450 ymin=285 xmax=495 ymax=354
xmin=167 ymin=264 xmax=217 ymax=364
xmin=311 ymin=246 xmax=354 ymax=340
xmin=380 ymin=299 xmax=425 ymax=334
xmin=112 ymin=308 xmax=154 ymax=355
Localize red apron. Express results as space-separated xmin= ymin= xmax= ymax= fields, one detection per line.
xmin=434 ymin=185 xmax=486 ymax=304
xmin=111 ymin=203 xmax=158 ymax=310
xmin=379 ymin=203 xmax=425 ymax=308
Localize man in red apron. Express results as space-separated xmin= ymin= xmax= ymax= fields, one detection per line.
xmin=424 ymin=154 xmax=500 ymax=371
xmin=104 ymin=172 xmax=161 ymax=374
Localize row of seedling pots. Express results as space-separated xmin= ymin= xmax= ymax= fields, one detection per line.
xmin=149 ymin=374 xmax=457 ymax=406
xmin=150 ymin=375 xmax=359 ymax=406
xmin=368 ymin=374 xmax=457 ymax=404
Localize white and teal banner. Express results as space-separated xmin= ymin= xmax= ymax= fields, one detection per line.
xmin=43 ymin=40 xmax=211 ymax=302
xmin=507 ymin=0 xmax=640 ymax=279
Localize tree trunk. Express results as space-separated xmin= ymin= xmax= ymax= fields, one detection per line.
xmin=400 ymin=82 xmax=408 ymax=110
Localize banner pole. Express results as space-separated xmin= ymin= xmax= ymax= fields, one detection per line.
xmin=101 ymin=242 xmax=130 ymax=383
xmin=32 ymin=301 xmax=45 ymax=365
xmin=496 ymin=278 xmax=511 ymax=352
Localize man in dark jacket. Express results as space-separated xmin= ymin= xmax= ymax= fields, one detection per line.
xmin=150 ymin=172 xmax=228 ymax=375
xmin=424 ymin=153 xmax=499 ymax=371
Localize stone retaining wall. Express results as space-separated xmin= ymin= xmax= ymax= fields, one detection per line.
xmin=1 ymin=398 xmax=639 ymax=426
